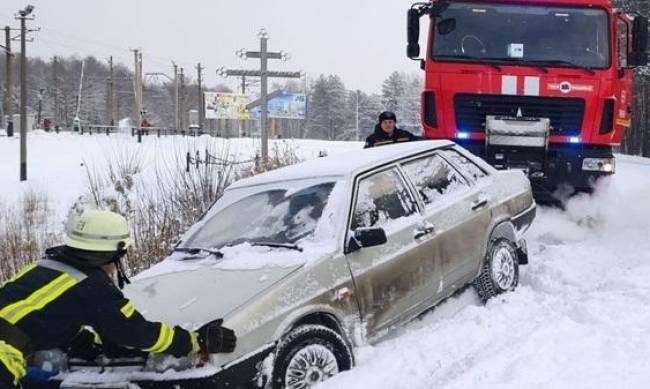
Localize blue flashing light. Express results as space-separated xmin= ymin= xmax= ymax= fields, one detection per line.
xmin=569 ymin=136 xmax=581 ymax=144
xmin=457 ymin=131 xmax=470 ymax=140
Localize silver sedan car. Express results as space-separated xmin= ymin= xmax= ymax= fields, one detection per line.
xmin=57 ymin=140 xmax=535 ymax=389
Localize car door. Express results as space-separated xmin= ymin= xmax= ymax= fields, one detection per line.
xmin=439 ymin=148 xmax=494 ymax=279
xmin=345 ymin=166 xmax=428 ymax=337
xmin=400 ymin=151 xmax=490 ymax=298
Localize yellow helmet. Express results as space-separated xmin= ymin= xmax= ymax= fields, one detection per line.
xmin=64 ymin=210 xmax=134 ymax=252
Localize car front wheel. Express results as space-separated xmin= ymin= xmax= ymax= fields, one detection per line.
xmin=473 ymin=238 xmax=519 ymax=302
xmin=271 ymin=324 xmax=353 ymax=389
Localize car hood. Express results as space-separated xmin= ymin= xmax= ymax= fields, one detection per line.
xmin=124 ymin=259 xmax=302 ymax=329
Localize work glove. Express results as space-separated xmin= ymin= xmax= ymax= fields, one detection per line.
xmin=197 ymin=319 xmax=237 ymax=354
xmin=67 ymin=329 xmax=103 ymax=361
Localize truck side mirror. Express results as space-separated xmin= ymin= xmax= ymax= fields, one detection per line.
xmin=407 ymin=8 xmax=421 ymax=59
xmin=630 ymin=16 xmax=649 ymax=67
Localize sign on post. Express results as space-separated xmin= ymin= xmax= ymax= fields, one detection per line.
xmin=251 ymin=93 xmax=306 ymax=120
xmin=204 ymin=92 xmax=251 ymax=120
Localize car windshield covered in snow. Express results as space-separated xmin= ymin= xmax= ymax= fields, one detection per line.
xmin=181 ymin=181 xmax=336 ymax=250
xmin=432 ymin=2 xmax=610 ymax=69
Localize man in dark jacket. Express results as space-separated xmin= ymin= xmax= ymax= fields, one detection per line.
xmin=0 ymin=210 xmax=236 ymax=389
xmin=364 ymin=111 xmax=418 ymax=148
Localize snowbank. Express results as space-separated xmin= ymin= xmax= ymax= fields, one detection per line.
xmin=321 ymin=158 xmax=650 ymax=388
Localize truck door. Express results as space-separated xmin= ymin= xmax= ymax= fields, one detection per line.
xmin=615 ymin=17 xmax=634 ymax=134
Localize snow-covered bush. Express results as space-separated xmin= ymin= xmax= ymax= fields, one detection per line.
xmin=80 ymin=141 xmax=303 ymax=275
xmin=0 ymin=191 xmax=60 ymax=283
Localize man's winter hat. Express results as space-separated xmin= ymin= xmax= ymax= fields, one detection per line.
xmin=64 ymin=210 xmax=133 ymax=253
xmin=379 ymin=111 xmax=397 ymax=123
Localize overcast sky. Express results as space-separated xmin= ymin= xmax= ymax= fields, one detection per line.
xmin=1 ymin=0 xmax=428 ymax=93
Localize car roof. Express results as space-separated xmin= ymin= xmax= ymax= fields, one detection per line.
xmin=228 ymin=140 xmax=455 ymax=190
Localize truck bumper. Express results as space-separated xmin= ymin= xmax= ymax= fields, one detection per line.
xmin=459 ymin=140 xmax=614 ymax=200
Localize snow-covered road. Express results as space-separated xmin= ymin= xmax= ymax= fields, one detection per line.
xmin=2 ymin=133 xmax=649 ymax=388
xmin=322 ymin=155 xmax=650 ymax=389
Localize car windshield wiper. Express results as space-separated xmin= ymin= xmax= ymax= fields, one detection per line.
xmin=172 ymin=247 xmax=224 ymax=259
xmin=524 ymin=59 xmax=596 ymax=75
xmin=250 ymin=241 xmax=304 ymax=252
xmin=435 ymin=54 xmax=503 ymax=71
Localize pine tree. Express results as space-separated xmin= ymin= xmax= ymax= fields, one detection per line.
xmin=307 ymin=74 xmax=351 ymax=140
xmin=381 ymin=71 xmax=407 ymax=112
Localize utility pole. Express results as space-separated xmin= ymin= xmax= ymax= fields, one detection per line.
xmin=52 ymin=56 xmax=59 ymax=128
xmin=216 ymin=29 xmax=301 ymax=163
xmin=196 ymin=62 xmax=204 ymax=130
xmin=4 ymin=26 xmax=14 ymax=137
xmin=17 ymin=5 xmax=35 ymax=181
xmin=107 ymin=56 xmax=115 ymax=126
xmin=36 ymin=88 xmax=43 ymax=127
xmin=132 ymin=49 xmax=143 ymax=137
xmin=173 ymin=62 xmax=178 ymax=130
xmin=179 ymin=67 xmax=185 ymax=131
xmin=355 ymin=90 xmax=360 ymax=141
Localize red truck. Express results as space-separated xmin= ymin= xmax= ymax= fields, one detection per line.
xmin=407 ymin=0 xmax=648 ymax=200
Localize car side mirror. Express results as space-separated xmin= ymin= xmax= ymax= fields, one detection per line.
xmin=630 ymin=16 xmax=649 ymax=67
xmin=407 ymin=8 xmax=421 ymax=59
xmin=347 ymin=227 xmax=388 ymax=253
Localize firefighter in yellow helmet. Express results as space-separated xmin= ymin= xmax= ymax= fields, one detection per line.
xmin=0 ymin=210 xmax=236 ymax=389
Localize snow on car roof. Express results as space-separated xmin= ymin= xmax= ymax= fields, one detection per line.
xmin=229 ymin=140 xmax=455 ymax=189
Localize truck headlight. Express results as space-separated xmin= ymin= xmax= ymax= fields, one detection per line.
xmin=582 ymin=158 xmax=615 ymax=173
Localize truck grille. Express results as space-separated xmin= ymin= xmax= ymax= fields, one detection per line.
xmin=454 ymin=94 xmax=585 ymax=136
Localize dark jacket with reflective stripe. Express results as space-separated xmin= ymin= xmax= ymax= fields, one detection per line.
xmin=0 ymin=247 xmax=195 ymax=359
xmin=363 ymin=124 xmax=418 ymax=149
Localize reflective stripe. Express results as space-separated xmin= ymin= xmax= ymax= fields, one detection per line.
xmin=37 ymin=260 xmax=88 ymax=282
xmin=0 ymin=273 xmax=78 ymax=324
xmin=0 ymin=341 xmax=26 ymax=385
xmin=120 ymin=301 xmax=136 ymax=319
xmin=189 ymin=331 xmax=200 ymax=354
xmin=67 ymin=229 xmax=130 ymax=241
xmin=144 ymin=323 xmax=175 ymax=353
xmin=1 ymin=264 xmax=37 ymax=287
xmin=374 ymin=140 xmax=394 ymax=146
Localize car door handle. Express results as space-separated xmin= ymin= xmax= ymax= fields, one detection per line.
xmin=414 ymin=225 xmax=435 ymax=240
xmin=471 ymin=194 xmax=490 ymax=211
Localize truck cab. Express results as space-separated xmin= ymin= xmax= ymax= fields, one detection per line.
xmin=407 ymin=0 xmax=649 ymax=200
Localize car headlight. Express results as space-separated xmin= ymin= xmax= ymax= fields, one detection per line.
xmin=582 ymin=158 xmax=615 ymax=173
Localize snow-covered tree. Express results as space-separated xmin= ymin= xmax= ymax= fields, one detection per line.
xmin=307 ymin=74 xmax=351 ymax=140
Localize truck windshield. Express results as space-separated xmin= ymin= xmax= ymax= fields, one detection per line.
xmin=432 ymin=3 xmax=610 ymax=70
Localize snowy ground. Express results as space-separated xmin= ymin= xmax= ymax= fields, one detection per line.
xmin=321 ymin=154 xmax=650 ymax=389
xmin=0 ymin=131 xmax=362 ymax=222
xmin=2 ymin=132 xmax=650 ymax=388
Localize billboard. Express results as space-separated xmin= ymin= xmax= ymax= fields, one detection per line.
xmin=252 ymin=93 xmax=307 ymax=120
xmin=204 ymin=93 xmax=251 ymax=120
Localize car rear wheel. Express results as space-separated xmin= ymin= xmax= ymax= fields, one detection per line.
xmin=473 ymin=238 xmax=519 ymax=302
xmin=272 ymin=324 xmax=353 ymax=389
